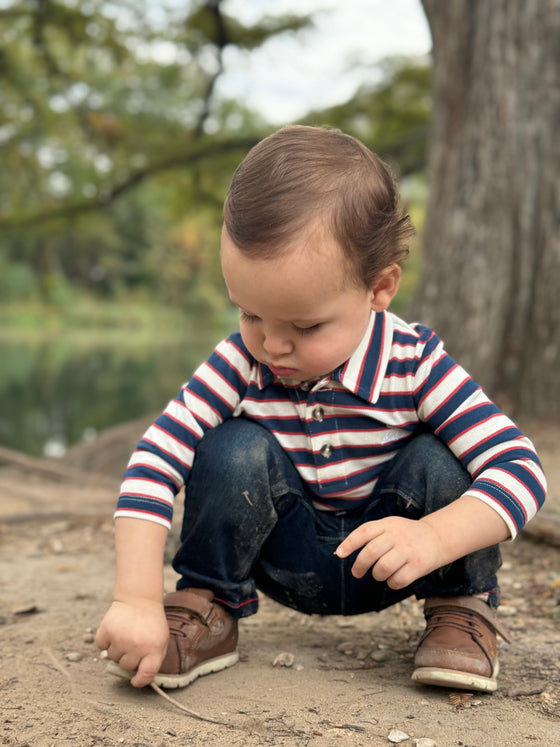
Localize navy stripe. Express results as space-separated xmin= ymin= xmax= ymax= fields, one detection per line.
xmin=115 ymin=312 xmax=546 ymax=533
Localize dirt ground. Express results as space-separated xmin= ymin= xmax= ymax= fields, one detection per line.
xmin=1 ymin=417 xmax=559 ymax=747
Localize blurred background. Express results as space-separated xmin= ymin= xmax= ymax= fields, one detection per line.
xmin=0 ymin=0 xmax=432 ymax=459
xmin=2 ymin=0 xmax=559 ymax=465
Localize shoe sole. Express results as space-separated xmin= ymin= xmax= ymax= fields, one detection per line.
xmin=106 ymin=650 xmax=240 ymax=689
xmin=411 ymin=661 xmax=499 ymax=693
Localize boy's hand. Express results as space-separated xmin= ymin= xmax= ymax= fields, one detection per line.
xmin=95 ymin=598 xmax=169 ymax=687
xmin=335 ymin=516 xmax=445 ymax=590
xmin=335 ymin=495 xmax=511 ymax=590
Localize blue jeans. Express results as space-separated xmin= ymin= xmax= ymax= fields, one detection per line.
xmin=172 ymin=418 xmax=502 ymax=618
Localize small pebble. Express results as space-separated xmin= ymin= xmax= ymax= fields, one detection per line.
xmin=336 ymin=641 xmax=354 ymax=655
xmin=12 ymin=603 xmax=39 ymax=616
xmin=272 ymin=652 xmax=295 ymax=667
xmin=65 ymin=651 xmax=83 ymax=662
xmin=413 ymin=740 xmax=436 ymax=747
xmin=50 ymin=539 xmax=64 ymax=553
xmin=371 ymin=650 xmax=393 ymax=662
xmin=83 ymin=633 xmax=95 ymax=643
xmin=388 ymin=728 xmax=410 ymax=743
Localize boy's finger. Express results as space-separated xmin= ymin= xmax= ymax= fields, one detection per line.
xmin=334 ymin=521 xmax=382 ymax=557
xmin=94 ymin=627 xmax=109 ymax=651
xmin=349 ymin=536 xmax=394 ymax=578
xmin=131 ymin=653 xmax=162 ymax=688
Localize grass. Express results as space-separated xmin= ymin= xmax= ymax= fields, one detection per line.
xmin=0 ymin=296 xmax=232 ymax=348
xmin=0 ymin=220 xmax=424 ymax=345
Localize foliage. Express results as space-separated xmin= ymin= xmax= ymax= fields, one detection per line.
xmin=301 ymin=58 xmax=431 ymax=178
xmin=0 ymin=0 xmax=292 ymax=309
xmin=0 ymin=1 xmax=431 ymax=318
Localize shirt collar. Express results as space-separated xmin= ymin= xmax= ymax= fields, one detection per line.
xmin=256 ymin=311 xmax=392 ymax=404
xmin=257 ymin=362 xmax=272 ymax=389
xmin=333 ymin=311 xmax=392 ymax=403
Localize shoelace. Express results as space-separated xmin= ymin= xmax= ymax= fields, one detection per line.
xmin=425 ymin=608 xmax=485 ymax=638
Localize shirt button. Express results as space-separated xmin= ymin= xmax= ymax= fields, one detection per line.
xmin=312 ymin=406 xmax=324 ymax=422
xmin=320 ymin=443 xmax=333 ymax=458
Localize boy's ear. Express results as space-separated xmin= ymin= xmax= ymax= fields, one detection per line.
xmin=370 ymin=264 xmax=401 ymax=311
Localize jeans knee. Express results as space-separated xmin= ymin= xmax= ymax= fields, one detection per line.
xmin=377 ymin=432 xmax=471 ymax=516
xmin=194 ymin=417 xmax=279 ymax=480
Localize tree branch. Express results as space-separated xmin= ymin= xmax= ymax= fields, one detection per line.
xmin=194 ymin=0 xmax=231 ymax=138
xmin=0 ymin=136 xmax=261 ymax=230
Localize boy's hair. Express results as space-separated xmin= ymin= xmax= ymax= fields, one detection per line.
xmin=223 ymin=125 xmax=414 ymax=288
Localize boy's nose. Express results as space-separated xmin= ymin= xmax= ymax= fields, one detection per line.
xmin=262 ymin=329 xmax=293 ymax=356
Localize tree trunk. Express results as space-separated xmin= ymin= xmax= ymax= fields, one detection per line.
xmin=410 ymin=0 xmax=560 ymax=418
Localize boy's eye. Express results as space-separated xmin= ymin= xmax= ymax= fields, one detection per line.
xmin=294 ymin=324 xmax=321 ymax=336
xmin=239 ymin=309 xmax=321 ymax=335
xmin=240 ymin=311 xmax=260 ymax=323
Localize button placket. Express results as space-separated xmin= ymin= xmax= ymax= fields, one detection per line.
xmin=302 ymin=386 xmax=336 ymax=469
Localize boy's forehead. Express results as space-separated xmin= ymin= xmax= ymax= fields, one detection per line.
xmin=221 ymin=230 xmax=356 ymax=317
xmin=220 ymin=222 xmax=351 ymax=275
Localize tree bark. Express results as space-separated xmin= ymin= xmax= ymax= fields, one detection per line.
xmin=411 ymin=0 xmax=560 ymax=418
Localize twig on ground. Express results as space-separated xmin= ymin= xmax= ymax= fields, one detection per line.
xmin=325 ymin=722 xmax=367 ymax=733
xmin=149 ymin=681 xmax=230 ymax=725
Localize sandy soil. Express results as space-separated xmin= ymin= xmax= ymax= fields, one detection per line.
xmin=1 ymin=418 xmax=559 ymax=747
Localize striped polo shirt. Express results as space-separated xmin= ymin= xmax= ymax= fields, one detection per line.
xmin=116 ymin=311 xmax=546 ymax=538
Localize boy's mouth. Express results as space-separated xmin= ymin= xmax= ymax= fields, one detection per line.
xmin=267 ymin=364 xmax=298 ymax=378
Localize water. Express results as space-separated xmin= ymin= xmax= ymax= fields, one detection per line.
xmin=0 ymin=324 xmax=230 ymax=458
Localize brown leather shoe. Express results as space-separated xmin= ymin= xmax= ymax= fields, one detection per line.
xmin=107 ymin=588 xmax=239 ymax=689
xmin=411 ymin=596 xmax=511 ymax=692
xmin=155 ymin=589 xmax=238 ymax=688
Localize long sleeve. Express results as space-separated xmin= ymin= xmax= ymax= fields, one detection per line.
xmin=115 ymin=334 xmax=252 ymax=528
xmin=410 ymin=323 xmax=546 ymax=537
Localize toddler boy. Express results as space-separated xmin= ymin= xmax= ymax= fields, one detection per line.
xmin=96 ymin=125 xmax=546 ymax=693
